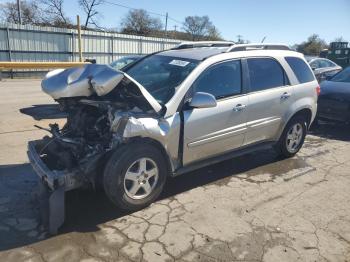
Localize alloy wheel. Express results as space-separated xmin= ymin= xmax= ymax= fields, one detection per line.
xmin=286 ymin=123 xmax=304 ymax=153
xmin=123 ymin=157 xmax=159 ymax=200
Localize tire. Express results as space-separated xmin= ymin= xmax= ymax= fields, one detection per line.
xmin=103 ymin=142 xmax=167 ymax=211
xmin=276 ymin=115 xmax=308 ymax=158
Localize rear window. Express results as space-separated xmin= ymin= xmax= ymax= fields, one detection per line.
xmin=285 ymin=57 xmax=315 ymax=83
xmin=247 ymin=58 xmax=286 ymax=92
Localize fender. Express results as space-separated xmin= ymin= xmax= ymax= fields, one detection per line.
xmin=276 ymin=97 xmax=316 ymax=140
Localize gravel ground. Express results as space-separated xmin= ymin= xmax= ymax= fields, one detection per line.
xmin=0 ymin=79 xmax=349 ymax=262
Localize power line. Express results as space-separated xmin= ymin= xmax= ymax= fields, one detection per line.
xmin=104 ymin=0 xmax=183 ymax=25
xmin=167 ymin=16 xmax=183 ymax=25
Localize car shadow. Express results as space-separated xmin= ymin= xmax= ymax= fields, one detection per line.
xmin=62 ymin=148 xmax=281 ymax=234
xmin=0 ymin=148 xmax=284 ymax=251
xmin=0 ymin=163 xmax=41 ymax=251
xmin=19 ymin=104 xmax=67 ymax=120
xmin=309 ymin=120 xmax=350 ymax=142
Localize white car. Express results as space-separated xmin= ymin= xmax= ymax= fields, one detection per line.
xmin=28 ymin=42 xmax=319 ymax=233
xmin=305 ymin=56 xmax=342 ymax=82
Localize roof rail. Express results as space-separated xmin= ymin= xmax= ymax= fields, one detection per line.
xmin=226 ymin=43 xmax=291 ymax=52
xmin=172 ymin=41 xmax=235 ymax=50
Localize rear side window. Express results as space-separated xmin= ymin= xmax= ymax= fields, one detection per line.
xmin=310 ymin=60 xmax=320 ymax=69
xmin=322 ymin=59 xmax=336 ymax=68
xmin=192 ymin=60 xmax=242 ymax=99
xmin=285 ymin=57 xmax=315 ymax=83
xmin=247 ymin=58 xmax=286 ymax=92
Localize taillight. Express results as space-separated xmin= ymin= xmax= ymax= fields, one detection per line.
xmin=316 ymin=85 xmax=321 ymax=96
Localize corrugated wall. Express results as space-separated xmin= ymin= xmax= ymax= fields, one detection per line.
xmin=0 ymin=23 xmax=182 ymax=66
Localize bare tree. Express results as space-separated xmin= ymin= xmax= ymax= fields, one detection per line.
xmin=183 ymin=15 xmax=213 ymax=41
xmin=40 ymin=0 xmax=71 ymax=26
xmin=120 ymin=9 xmax=163 ymax=36
xmin=78 ymin=0 xmax=104 ymax=28
xmin=1 ymin=0 xmax=43 ymax=25
xmin=206 ymin=25 xmax=222 ymax=41
xmin=333 ymin=36 xmax=346 ymax=42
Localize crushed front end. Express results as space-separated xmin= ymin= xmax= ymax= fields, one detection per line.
xmin=27 ymin=64 xmax=169 ymax=234
xmin=27 ymin=98 xmax=126 ymax=234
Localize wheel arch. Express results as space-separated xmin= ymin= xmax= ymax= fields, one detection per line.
xmin=290 ymin=108 xmax=313 ymax=127
xmin=278 ymin=107 xmax=313 ymax=141
xmin=123 ymin=137 xmax=174 ymax=176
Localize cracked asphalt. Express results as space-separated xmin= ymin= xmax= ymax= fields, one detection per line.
xmin=0 ymin=79 xmax=350 ymax=261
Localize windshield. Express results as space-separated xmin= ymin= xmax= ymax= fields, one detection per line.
xmin=331 ymin=67 xmax=350 ymax=83
xmin=125 ymin=55 xmax=199 ymax=104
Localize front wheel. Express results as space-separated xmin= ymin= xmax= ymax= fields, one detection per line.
xmin=276 ymin=116 xmax=307 ymax=158
xmin=103 ymin=143 xmax=167 ymax=211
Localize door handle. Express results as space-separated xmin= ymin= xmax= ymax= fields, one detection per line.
xmin=233 ymin=104 xmax=246 ymax=112
xmin=281 ymin=92 xmax=291 ymax=100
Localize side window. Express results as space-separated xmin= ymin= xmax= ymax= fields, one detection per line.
xmin=192 ymin=60 xmax=242 ymax=99
xmin=285 ymin=57 xmax=315 ymax=84
xmin=319 ymin=60 xmax=330 ymax=68
xmin=310 ymin=61 xmax=319 ymax=69
xmin=247 ymin=58 xmax=285 ymax=92
xmin=324 ymin=60 xmax=336 ymax=67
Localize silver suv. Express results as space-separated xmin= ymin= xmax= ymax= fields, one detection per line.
xmin=28 ymin=43 xmax=318 ymax=233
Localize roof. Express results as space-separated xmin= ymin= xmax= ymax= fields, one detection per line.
xmin=157 ymin=47 xmax=228 ymax=61
xmin=173 ymin=41 xmax=235 ymax=50
xmin=158 ymin=43 xmax=293 ymax=61
xmin=227 ymin=43 xmax=290 ymax=52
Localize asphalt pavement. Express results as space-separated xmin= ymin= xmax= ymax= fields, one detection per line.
xmin=0 ymin=79 xmax=349 ymax=262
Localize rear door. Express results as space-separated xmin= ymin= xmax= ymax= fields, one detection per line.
xmin=244 ymin=57 xmax=293 ymax=145
xmin=182 ymin=59 xmax=248 ymax=165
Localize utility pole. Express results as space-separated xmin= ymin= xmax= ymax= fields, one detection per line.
xmin=174 ymin=25 xmax=177 ymax=32
xmin=17 ymin=0 xmax=22 ymax=24
xmin=164 ymin=12 xmax=168 ymax=38
xmin=77 ymin=15 xmax=83 ymax=62
xmin=237 ymin=34 xmax=243 ymax=44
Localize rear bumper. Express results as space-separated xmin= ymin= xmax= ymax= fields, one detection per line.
xmin=317 ymin=111 xmax=350 ymax=122
xmin=27 ymin=140 xmax=85 ymax=191
xmin=317 ymin=99 xmax=350 ymax=123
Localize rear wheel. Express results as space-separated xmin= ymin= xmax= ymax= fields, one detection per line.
xmin=276 ymin=116 xmax=307 ymax=158
xmin=103 ymin=143 xmax=167 ymax=210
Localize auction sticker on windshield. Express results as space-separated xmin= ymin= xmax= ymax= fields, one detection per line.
xmin=169 ymin=60 xmax=190 ymax=67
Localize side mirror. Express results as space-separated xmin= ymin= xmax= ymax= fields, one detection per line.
xmin=189 ymin=92 xmax=217 ymax=109
xmin=311 ymin=65 xmax=317 ymax=71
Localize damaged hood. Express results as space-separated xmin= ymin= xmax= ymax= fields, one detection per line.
xmin=41 ymin=64 xmax=162 ymax=113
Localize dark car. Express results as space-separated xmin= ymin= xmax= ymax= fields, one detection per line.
xmin=317 ymin=66 xmax=350 ymax=123
xmin=305 ymin=56 xmax=342 ymax=82
xmin=110 ymin=55 xmax=144 ymax=70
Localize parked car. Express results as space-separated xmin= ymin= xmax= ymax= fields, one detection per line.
xmin=305 ymin=56 xmax=342 ymax=82
xmin=109 ymin=55 xmax=144 ymax=70
xmin=28 ymin=43 xmax=318 ymax=233
xmin=317 ymin=66 xmax=350 ymax=123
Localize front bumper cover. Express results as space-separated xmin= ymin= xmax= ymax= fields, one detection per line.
xmin=27 ymin=140 xmax=84 ymax=191
xmin=27 ymin=140 xmax=85 ymax=234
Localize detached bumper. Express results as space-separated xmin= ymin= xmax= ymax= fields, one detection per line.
xmin=27 ymin=140 xmax=84 ymax=191
xmin=27 ymin=140 xmax=85 ymax=234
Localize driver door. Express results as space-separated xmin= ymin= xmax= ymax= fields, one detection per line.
xmin=182 ymin=60 xmax=248 ymax=165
